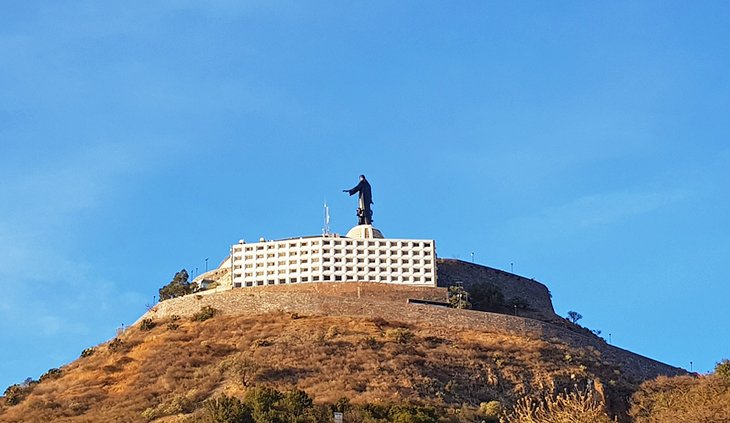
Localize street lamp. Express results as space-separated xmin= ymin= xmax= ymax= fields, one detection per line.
xmin=205 ymin=257 xmax=209 ymax=273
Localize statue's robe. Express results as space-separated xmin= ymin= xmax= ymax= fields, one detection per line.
xmin=348 ymin=178 xmax=373 ymax=224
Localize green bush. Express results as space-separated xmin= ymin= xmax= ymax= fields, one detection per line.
xmin=363 ymin=335 xmax=380 ymax=349
xmin=716 ymin=359 xmax=730 ymax=381
xmin=140 ymin=318 xmax=156 ymax=331
xmin=448 ymin=286 xmax=471 ymax=309
xmin=201 ymin=394 xmax=251 ymax=423
xmin=3 ymin=384 xmax=29 ymax=406
xmin=39 ymin=368 xmax=62 ymax=382
xmin=80 ymin=347 xmax=96 ymax=358
xmin=385 ymin=328 xmax=414 ymax=344
xmin=108 ymin=338 xmax=124 ymax=352
xmin=479 ymin=400 xmax=502 ymax=422
xmin=244 ymin=386 xmax=284 ymax=422
xmin=192 ymin=306 xmax=219 ymax=322
xmin=388 ymin=404 xmax=439 ymax=423
xmin=167 ymin=314 xmax=181 ymax=330
xmin=280 ymin=389 xmax=314 ymax=417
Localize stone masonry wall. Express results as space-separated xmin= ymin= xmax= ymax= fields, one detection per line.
xmin=142 ymin=283 xmax=684 ymax=383
xmin=437 ymin=259 xmax=558 ymax=321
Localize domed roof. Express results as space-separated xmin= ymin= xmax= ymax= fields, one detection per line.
xmin=345 ymin=224 xmax=384 ymax=239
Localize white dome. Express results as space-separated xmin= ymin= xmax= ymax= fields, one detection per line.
xmin=345 ymin=224 xmax=384 ymax=239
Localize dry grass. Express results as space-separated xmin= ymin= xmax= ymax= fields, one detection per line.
xmin=505 ymin=389 xmax=614 ymax=423
xmin=629 ymin=374 xmax=730 ymax=422
xmin=0 ymin=311 xmax=633 ymax=422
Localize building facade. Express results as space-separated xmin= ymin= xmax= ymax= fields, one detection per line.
xmin=230 ymin=225 xmax=437 ymax=288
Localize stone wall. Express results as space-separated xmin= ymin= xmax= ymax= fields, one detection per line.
xmin=142 ymin=283 xmax=684 ymax=383
xmin=437 ymin=259 xmax=558 ymax=321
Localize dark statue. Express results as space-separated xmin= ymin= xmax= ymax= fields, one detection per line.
xmin=343 ymin=174 xmax=373 ymax=225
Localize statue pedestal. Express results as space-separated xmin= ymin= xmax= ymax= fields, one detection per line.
xmin=345 ymin=225 xmax=384 ymax=239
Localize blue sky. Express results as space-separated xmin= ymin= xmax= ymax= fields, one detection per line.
xmin=1 ymin=1 xmax=729 ymax=389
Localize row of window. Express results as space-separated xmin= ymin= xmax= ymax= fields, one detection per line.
xmin=235 ymin=265 xmax=435 ymax=277
xmin=233 ymin=274 xmax=433 ymax=287
xmin=234 ymin=239 xmax=433 ymax=252
xmin=235 ymin=258 xmax=432 ymax=268
xmin=235 ymin=248 xmax=431 ymax=259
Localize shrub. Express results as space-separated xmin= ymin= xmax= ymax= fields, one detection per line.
xmin=505 ymin=389 xmax=612 ymax=423
xmin=326 ymin=325 xmax=342 ymax=338
xmin=333 ymin=397 xmax=351 ymax=413
xmin=192 ymin=306 xmax=219 ymax=322
xmin=630 ymin=374 xmax=730 ymax=422
xmin=448 ymin=286 xmax=471 ymax=309
xmin=108 ymin=338 xmax=124 ymax=352
xmin=200 ymin=394 xmax=251 ymax=423
xmin=253 ymin=339 xmax=271 ymax=348
xmin=280 ymin=389 xmax=314 ymax=417
xmin=479 ymin=400 xmax=502 ymax=422
xmin=39 ymin=368 xmax=62 ymax=382
xmin=140 ymin=318 xmax=156 ymax=331
xmin=244 ymin=386 xmax=283 ymax=421
xmin=229 ymin=356 xmax=260 ymax=387
xmin=387 ymin=404 xmax=439 ymax=423
xmin=167 ymin=314 xmax=181 ymax=330
xmin=363 ymin=335 xmax=380 ymax=349
xmin=80 ymin=347 xmax=96 ymax=358
xmin=3 ymin=384 xmax=29 ymax=406
xmin=142 ymin=395 xmax=195 ymax=420
xmin=716 ymin=359 xmax=730 ymax=382
xmin=385 ymin=328 xmax=414 ymax=344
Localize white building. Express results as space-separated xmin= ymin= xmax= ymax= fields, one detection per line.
xmin=230 ymin=225 xmax=437 ymax=288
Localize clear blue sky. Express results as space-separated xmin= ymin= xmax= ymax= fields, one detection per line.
xmin=1 ymin=1 xmax=728 ymax=389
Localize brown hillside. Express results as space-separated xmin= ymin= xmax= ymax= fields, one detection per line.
xmin=0 ymin=283 xmax=685 ymax=422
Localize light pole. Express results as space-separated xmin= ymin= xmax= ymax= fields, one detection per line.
xmin=510 ymin=262 xmax=514 ymax=273
xmin=205 ymin=257 xmax=209 ymax=273
xmin=471 ymin=252 xmax=474 ymax=263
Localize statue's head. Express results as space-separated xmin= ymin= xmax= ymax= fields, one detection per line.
xmin=359 ymin=174 xmax=366 ymax=181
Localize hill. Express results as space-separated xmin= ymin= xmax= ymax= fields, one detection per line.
xmin=0 ymin=272 xmax=686 ymax=422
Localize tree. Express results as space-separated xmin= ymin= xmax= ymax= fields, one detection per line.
xmin=280 ymin=389 xmax=314 ymax=422
xmin=567 ymin=311 xmax=583 ymax=324
xmin=448 ymin=286 xmax=471 ymax=309
xmin=159 ymin=269 xmax=198 ymax=301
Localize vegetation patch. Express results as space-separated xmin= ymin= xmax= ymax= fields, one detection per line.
xmin=80 ymin=347 xmax=96 ymax=358
xmin=384 ymin=327 xmax=414 ymax=344
xmin=140 ymin=318 xmax=156 ymax=331
xmin=192 ymin=305 xmax=219 ymax=322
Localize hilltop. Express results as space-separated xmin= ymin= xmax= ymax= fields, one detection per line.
xmin=0 ymin=261 xmax=687 ymax=422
